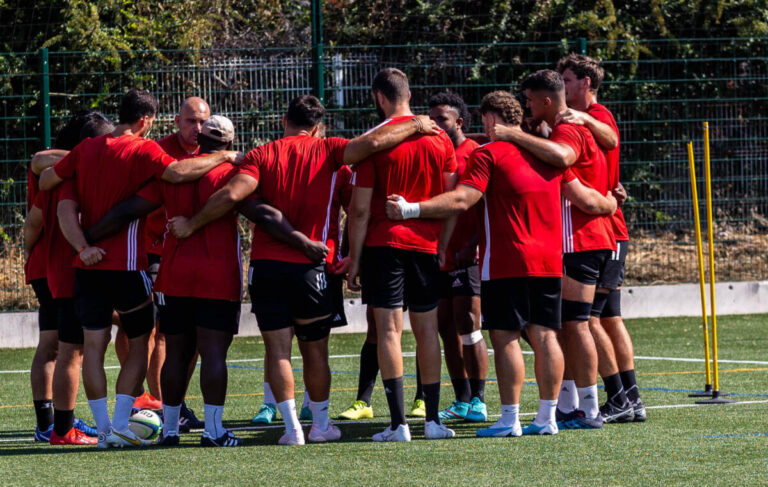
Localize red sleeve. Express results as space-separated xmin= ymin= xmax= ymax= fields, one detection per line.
xmin=562 ymin=168 xmax=576 ymax=182
xmin=551 ymin=124 xmax=584 ymax=159
xmin=238 ymin=148 xmax=262 ymax=181
xmin=138 ymin=140 xmax=176 ymax=180
xmin=588 ymin=105 xmax=619 ymax=137
xmin=459 ymin=147 xmax=492 ymax=193
xmin=351 ymin=160 xmax=375 ymax=189
xmin=52 ymin=144 xmax=80 ymax=179
xmin=443 ymin=135 xmax=458 ymax=173
xmin=137 ymin=180 xmax=164 ymax=205
xmin=325 ymin=137 xmax=350 ymax=169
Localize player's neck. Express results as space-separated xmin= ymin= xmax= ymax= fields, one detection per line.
xmin=454 ymin=132 xmax=467 ymax=147
xmin=113 ymin=124 xmax=137 ymax=137
xmin=545 ymin=104 xmax=566 ymax=127
xmin=384 ymin=103 xmax=414 ymax=119
xmin=569 ymin=91 xmax=592 ymax=112
xmin=176 ymin=132 xmax=199 ymax=155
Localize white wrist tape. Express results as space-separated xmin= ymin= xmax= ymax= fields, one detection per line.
xmin=397 ymin=196 xmax=421 ymax=219
xmin=461 ymin=330 xmax=484 ymax=346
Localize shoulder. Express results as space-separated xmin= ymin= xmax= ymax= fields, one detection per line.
xmin=587 ymin=103 xmax=616 ymax=124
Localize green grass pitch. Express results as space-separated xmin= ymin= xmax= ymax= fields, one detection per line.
xmin=0 ymin=314 xmax=766 ymax=485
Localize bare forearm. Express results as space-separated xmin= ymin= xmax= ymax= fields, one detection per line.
xmin=23 ymin=217 xmax=42 ymax=256
xmin=31 ymin=149 xmax=68 ymax=175
xmin=584 ymin=117 xmax=618 ymax=150
xmin=348 ymin=211 xmax=370 ymax=264
xmin=439 ymin=214 xmax=458 ymax=252
xmin=86 ymin=196 xmax=159 ymax=243
xmin=239 ymin=199 xmax=309 ymax=251
xmin=163 ymin=152 xmax=228 ymax=183
xmin=57 ymin=200 xmax=89 ymax=252
xmin=510 ymin=132 xmax=572 ymax=168
xmin=344 ymin=120 xmax=419 ymax=164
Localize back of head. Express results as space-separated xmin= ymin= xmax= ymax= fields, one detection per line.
xmin=427 ymin=91 xmax=471 ymax=125
xmin=198 ymin=115 xmax=235 ymax=153
xmin=286 ymin=95 xmax=325 ymax=129
xmin=372 ymin=68 xmax=409 ymax=103
xmin=479 ymin=91 xmax=523 ymax=125
xmin=80 ymin=112 xmax=114 ymax=140
xmin=557 ymin=53 xmax=604 ymax=92
xmin=118 ymin=88 xmax=158 ymax=124
xmin=53 ymin=110 xmax=112 ymax=150
xmin=520 ymin=69 xmax=565 ymax=101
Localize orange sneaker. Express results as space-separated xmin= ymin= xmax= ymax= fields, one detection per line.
xmin=50 ymin=428 xmax=98 ymax=445
xmin=133 ymin=391 xmax=162 ymax=410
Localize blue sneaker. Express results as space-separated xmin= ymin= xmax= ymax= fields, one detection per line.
xmin=556 ymin=410 xmax=603 ymax=430
xmin=464 ymin=397 xmax=488 ymax=422
xmin=476 ymin=422 xmax=521 ymax=438
xmin=34 ymin=424 xmax=53 ymax=442
xmin=73 ymin=418 xmax=98 ymax=437
xmin=438 ymin=400 xmax=470 ymax=421
xmin=252 ymin=403 xmax=277 ymax=425
xmin=299 ymin=405 xmax=313 ymax=421
xmin=521 ymin=422 xmax=558 ymax=435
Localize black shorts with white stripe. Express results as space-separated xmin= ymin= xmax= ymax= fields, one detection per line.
xmin=563 ymin=249 xmax=613 ymax=288
xmin=596 ymin=240 xmax=629 ymax=290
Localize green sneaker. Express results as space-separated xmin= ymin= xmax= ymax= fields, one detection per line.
xmin=465 ymin=397 xmax=488 ymax=422
xmin=338 ymin=400 xmax=374 ymax=420
xmin=408 ymin=399 xmax=426 ymax=418
xmin=438 ymin=400 xmax=470 ymax=421
xmin=299 ymin=405 xmax=313 ymax=421
xmin=252 ymin=403 xmax=277 ymax=424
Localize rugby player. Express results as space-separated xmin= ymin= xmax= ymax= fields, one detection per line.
xmin=346 ymin=68 xmax=458 ymax=441
xmin=168 ymin=94 xmax=439 ymax=445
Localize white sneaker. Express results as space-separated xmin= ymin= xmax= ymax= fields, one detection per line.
xmin=308 ymin=422 xmax=342 ymax=443
xmin=98 ymin=428 xmax=149 ymax=449
xmin=278 ymin=428 xmax=305 ymax=446
xmin=424 ymin=420 xmax=456 ymax=439
xmin=372 ymin=423 xmax=411 ymax=442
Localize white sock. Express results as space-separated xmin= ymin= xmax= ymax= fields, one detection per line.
xmin=162 ymin=404 xmax=181 ymax=436
xmin=204 ymin=404 xmax=226 ymax=438
xmin=112 ymin=394 xmax=135 ymax=431
xmin=276 ymin=399 xmax=300 ymax=434
xmin=557 ymin=380 xmax=578 ymax=412
xmin=309 ymin=399 xmax=330 ymax=430
xmin=533 ymin=399 xmax=558 ymax=426
xmin=88 ymin=397 xmax=111 ymax=433
xmin=496 ymin=404 xmax=520 ymax=428
xmin=264 ymin=382 xmax=276 ymax=405
xmin=578 ymin=385 xmax=599 ymax=419
xmin=302 ymin=390 xmax=310 ymax=410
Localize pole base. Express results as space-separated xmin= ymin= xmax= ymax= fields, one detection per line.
xmin=689 ymin=384 xmax=714 ymax=397
xmin=695 ymin=391 xmax=737 ymax=405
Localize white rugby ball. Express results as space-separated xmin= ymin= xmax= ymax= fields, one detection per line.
xmin=128 ymin=409 xmax=162 ymax=440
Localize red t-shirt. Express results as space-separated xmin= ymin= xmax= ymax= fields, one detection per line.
xmin=53 ymin=133 xmax=175 ymax=271
xmin=34 ymin=181 xmax=78 ymax=298
xmin=553 ymin=124 xmax=615 ymax=253
xmin=587 ymin=103 xmax=628 ymax=241
xmin=327 ymin=165 xmax=353 ymax=265
xmin=352 ymin=116 xmax=457 ymax=254
xmin=24 ymin=169 xmax=47 ymax=283
xmin=443 ymin=137 xmax=481 ymax=270
xmin=460 ymin=141 xmax=564 ymax=280
xmin=145 ymin=134 xmax=198 ymax=256
xmin=138 ymin=163 xmax=241 ymax=301
xmin=239 ymin=135 xmax=349 ymax=264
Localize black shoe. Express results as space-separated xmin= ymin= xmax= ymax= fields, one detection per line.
xmin=630 ymin=398 xmax=647 ymax=422
xmin=200 ymin=430 xmax=242 ymax=447
xmin=599 ymin=401 xmax=635 ymax=424
xmin=179 ymin=402 xmax=204 ymax=433
xmin=156 ymin=433 xmax=180 ymax=446
xmin=555 ymin=408 xmax=571 ymax=421
xmin=556 ymin=409 xmax=604 ymax=430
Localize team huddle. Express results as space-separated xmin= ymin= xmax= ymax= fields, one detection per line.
xmin=23 ymin=53 xmax=645 ymax=448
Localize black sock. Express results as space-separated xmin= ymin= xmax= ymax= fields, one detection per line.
xmin=603 ymin=373 xmax=628 ymax=406
xmin=357 ymin=341 xmax=379 ymax=405
xmin=382 ymin=377 xmax=406 ymax=428
xmin=469 ymin=378 xmax=486 ymax=403
xmin=414 ymin=360 xmax=424 ymax=401
xmin=53 ymin=409 xmax=74 ymax=437
xmin=423 ymin=382 xmax=441 ymax=423
xmin=620 ymin=369 xmax=640 ymax=402
xmin=451 ymin=377 xmax=471 ymax=404
xmin=33 ymin=399 xmax=53 ymax=431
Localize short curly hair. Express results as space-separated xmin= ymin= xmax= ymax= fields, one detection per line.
xmin=557 ymin=53 xmax=604 ymax=92
xmin=427 ymin=91 xmax=471 ymax=125
xmin=479 ymin=90 xmax=522 ymax=125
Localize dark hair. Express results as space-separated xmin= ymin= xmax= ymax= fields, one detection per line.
xmin=80 ymin=113 xmax=114 ymax=140
xmin=427 ymin=92 xmax=471 ymax=125
xmin=557 ymin=53 xmax=604 ymax=92
xmin=371 ymin=68 xmax=409 ymax=103
xmin=520 ymin=69 xmax=565 ymax=94
xmin=118 ymin=88 xmax=158 ymax=124
xmin=198 ymin=133 xmax=233 ymax=154
xmin=53 ymin=110 xmax=112 ymax=150
xmin=479 ymin=91 xmax=523 ymax=125
xmin=286 ymin=95 xmax=325 ymax=128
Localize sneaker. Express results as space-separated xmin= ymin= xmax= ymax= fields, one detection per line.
xmin=338 ymin=400 xmax=374 ymax=420
xmin=201 ymin=430 xmax=242 ymax=447
xmin=299 ymin=405 xmax=313 ymax=421
xmin=372 ymin=423 xmax=411 ymax=442
xmin=155 ymin=433 xmax=180 ymax=446
xmin=521 ymin=422 xmax=558 ymax=435
xmin=49 ymin=428 xmax=97 ymax=445
xmin=631 ymin=398 xmax=647 ymax=422
xmin=73 ymin=418 xmax=98 ymax=437
xmin=98 ymin=428 xmax=149 ymax=448
xmin=424 ymin=420 xmax=455 ymax=439
xmin=476 ymin=422 xmax=522 ymax=438
xmin=308 ymin=422 xmax=342 ymax=443
xmin=33 ymin=424 xmax=53 ymax=442
xmin=599 ymin=401 xmax=635 ymax=424
xmin=556 ymin=410 xmax=603 ymax=430
xmin=252 ymin=403 xmax=278 ymax=425
xmin=179 ymin=402 xmax=204 ymax=432
xmin=464 ymin=397 xmax=488 ymax=422
xmin=555 ymin=408 xmax=572 ymax=422
xmin=278 ymin=428 xmax=306 ymax=446
xmin=438 ymin=400 xmax=470 ymax=421
xmin=133 ymin=391 xmax=162 ymax=410
xmin=408 ymin=399 xmax=426 ymax=418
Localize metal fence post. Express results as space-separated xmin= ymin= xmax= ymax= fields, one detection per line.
xmin=579 ymin=38 xmax=587 ymax=55
xmin=311 ymin=0 xmax=325 ymax=104
xmin=39 ymin=47 xmax=51 ymax=149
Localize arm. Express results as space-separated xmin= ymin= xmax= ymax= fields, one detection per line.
xmin=562 ymin=178 xmax=617 ymax=215
xmin=346 ymin=187 xmax=374 ymax=291
xmin=168 ymin=173 xmax=259 ymax=239
xmin=160 ymin=150 xmax=241 ymax=184
xmin=437 ymin=171 xmax=459 ymax=266
xmin=238 ymin=198 xmax=329 ymax=263
xmin=342 ymin=116 xmax=439 ymax=164
xmin=39 ymin=166 xmax=64 ymax=191
xmin=556 ymin=108 xmax=618 ymax=150
xmin=614 ymin=182 xmax=627 ymax=206
xmin=23 ymin=206 xmax=44 ymax=260
xmin=84 ymin=195 xmax=160 ymax=244
xmin=492 ymin=124 xmax=576 ymax=168
xmin=31 ymin=149 xmax=68 ymax=175
xmin=386 ymin=184 xmax=484 ymax=221
xmin=57 ymin=199 xmax=105 ymax=265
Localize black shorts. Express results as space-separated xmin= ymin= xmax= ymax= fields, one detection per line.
xmin=30 ymin=278 xmax=57 ymax=332
xmin=361 ymin=246 xmax=439 ymax=312
xmin=73 ymin=269 xmax=154 ymax=339
xmin=156 ymin=294 xmax=240 ymax=335
xmin=54 ymin=298 xmax=84 ymax=345
xmin=439 ymin=265 xmax=481 ymax=299
xmin=328 ymin=273 xmax=348 ymax=328
xmin=481 ymin=277 xmax=562 ymax=331
xmin=563 ymin=249 xmax=613 ymax=287
xmin=248 ymin=260 xmax=332 ymax=332
xmin=596 ymin=240 xmax=628 ymax=290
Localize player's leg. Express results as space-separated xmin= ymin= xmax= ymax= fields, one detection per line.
xmin=409 ymin=351 xmax=426 ymax=417
xmin=436 ymin=272 xmax=471 ymax=421
xmin=29 ymin=279 xmax=57 ymax=441
xmin=178 ymin=351 xmax=204 ymax=431
xmin=263 ymin=327 xmax=302 ymax=444
xmin=144 ymin=257 xmax=164 ymax=405
xmin=252 ymin=358 xmax=278 ymax=424
xmin=338 ymin=306 xmax=377 ymax=420
xmin=373 ymin=306 xmax=408 ymax=436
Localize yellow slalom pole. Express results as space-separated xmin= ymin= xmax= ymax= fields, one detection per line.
xmin=686 ymin=141 xmax=712 ymax=393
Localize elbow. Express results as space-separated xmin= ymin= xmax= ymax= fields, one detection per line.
xmin=165 ymin=169 xmax=186 ymax=184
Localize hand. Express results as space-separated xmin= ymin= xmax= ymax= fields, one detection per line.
xmin=456 ymin=243 xmax=478 ymax=268
xmin=330 ymin=256 xmax=351 ymax=275
xmin=386 ymin=194 xmax=405 ymax=220
xmin=605 ymin=191 xmax=618 ymax=214
xmin=438 ymin=247 xmax=446 ymax=268
xmin=346 ymin=259 xmax=362 ymax=291
xmin=613 ymin=183 xmax=627 ymax=206
xmin=168 ymin=216 xmax=195 ymax=239
xmin=223 ymin=150 xmax=244 ymax=165
xmin=492 ymin=123 xmax=523 ymax=142
xmin=79 ymin=246 xmax=106 ymax=266
xmin=302 ymin=238 xmax=330 ymax=263
xmin=413 ymin=115 xmax=440 ymax=135
xmin=555 ymin=108 xmax=589 ymax=126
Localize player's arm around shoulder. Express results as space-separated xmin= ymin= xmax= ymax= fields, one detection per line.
xmin=493 ymin=122 xmax=577 ymax=168
xmin=341 ymin=115 xmax=440 ymax=165
xmin=161 ymin=150 xmax=241 ymax=184
xmin=23 ymin=205 xmax=44 ymax=260
xmin=562 ymin=177 xmax=617 ymax=215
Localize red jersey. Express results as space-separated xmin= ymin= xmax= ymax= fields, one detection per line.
xmin=24 ymin=169 xmax=47 ymax=283
xmin=587 ymin=103 xmax=628 ymax=241
xmin=553 ymin=124 xmax=615 ymax=253
xmin=352 ymin=116 xmax=457 ymax=254
xmin=239 ymin=135 xmax=349 ymax=264
xmin=145 ymin=134 xmax=198 ymax=256
xmin=138 ymin=163 xmax=241 ymax=301
xmin=52 ymin=133 xmax=175 ymax=271
xmin=461 ymin=141 xmax=564 ymax=280
xmin=327 ymin=165 xmax=353 ymax=265
xmin=34 ymin=181 xmax=78 ymax=298
xmin=443 ymin=137 xmax=481 ymax=270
